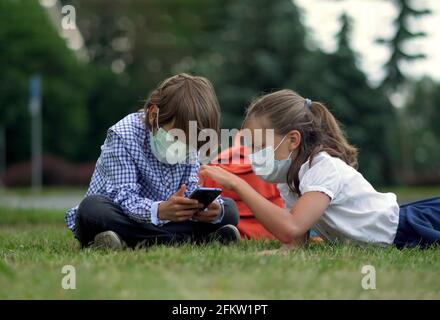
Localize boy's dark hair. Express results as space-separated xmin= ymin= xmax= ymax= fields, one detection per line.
xmin=143 ymin=73 xmax=221 ymax=149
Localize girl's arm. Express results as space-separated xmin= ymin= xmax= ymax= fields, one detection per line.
xmin=200 ymin=165 xmax=330 ymax=244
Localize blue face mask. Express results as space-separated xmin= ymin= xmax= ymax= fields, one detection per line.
xmin=248 ymin=135 xmax=293 ymax=183
xmin=149 ymin=109 xmax=188 ymax=164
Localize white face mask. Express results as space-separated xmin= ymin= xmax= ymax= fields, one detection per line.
xmin=248 ymin=135 xmax=293 ymax=183
xmin=149 ymin=109 xmax=188 ymax=164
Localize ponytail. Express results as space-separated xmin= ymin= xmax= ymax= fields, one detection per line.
xmin=310 ymin=101 xmax=358 ymax=169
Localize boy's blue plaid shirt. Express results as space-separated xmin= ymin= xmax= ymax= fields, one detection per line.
xmin=65 ymin=112 xmax=224 ymax=233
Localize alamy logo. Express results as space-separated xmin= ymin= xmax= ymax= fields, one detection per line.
xmin=154 ymin=122 xmax=277 ymax=170
xmin=61 ymin=265 xmax=76 ymax=290
xmin=361 ymin=265 xmax=376 ymax=290
xmin=61 ymin=5 xmax=76 ymax=30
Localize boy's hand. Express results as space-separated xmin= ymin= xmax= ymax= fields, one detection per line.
xmin=158 ymin=185 xmax=203 ymax=222
xmin=193 ymin=200 xmax=222 ymax=223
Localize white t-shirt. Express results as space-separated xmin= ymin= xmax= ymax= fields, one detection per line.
xmin=277 ymin=151 xmax=399 ymax=245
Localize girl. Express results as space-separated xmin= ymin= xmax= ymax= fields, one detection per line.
xmin=66 ymin=74 xmax=240 ymax=249
xmin=200 ymin=89 xmax=440 ymax=249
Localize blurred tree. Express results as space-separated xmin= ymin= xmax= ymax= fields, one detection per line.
xmin=376 ymin=0 xmax=434 ymax=184
xmin=0 ymin=0 xmax=90 ymax=164
xmin=294 ymin=13 xmax=395 ymax=185
xmin=192 ymin=0 xmax=308 ymax=128
xmin=377 ymin=0 xmax=431 ymax=92
xmin=1 ymin=0 xmax=407 ymax=187
xmin=62 ymin=0 xmax=396 ymax=185
xmin=400 ymin=77 xmax=440 ymax=184
xmin=61 ymin=0 xmax=226 ymax=153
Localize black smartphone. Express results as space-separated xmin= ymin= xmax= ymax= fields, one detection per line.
xmin=189 ymin=187 xmax=222 ymax=210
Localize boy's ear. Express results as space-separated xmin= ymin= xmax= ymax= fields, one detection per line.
xmin=148 ymin=104 xmax=159 ymax=128
xmin=287 ymin=130 xmax=301 ymax=150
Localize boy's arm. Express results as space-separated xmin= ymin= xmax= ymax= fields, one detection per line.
xmin=102 ymin=130 xmax=165 ymax=225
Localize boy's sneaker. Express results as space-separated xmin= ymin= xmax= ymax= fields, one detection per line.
xmin=207 ymin=225 xmax=241 ymax=245
xmin=91 ymin=231 xmax=126 ymax=250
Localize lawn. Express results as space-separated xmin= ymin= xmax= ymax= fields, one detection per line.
xmin=1 ymin=205 xmax=439 ymax=299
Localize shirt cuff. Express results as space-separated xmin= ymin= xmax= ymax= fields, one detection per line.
xmin=150 ymin=201 xmax=170 ymax=226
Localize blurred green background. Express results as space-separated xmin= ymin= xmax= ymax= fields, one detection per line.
xmin=0 ymin=0 xmax=439 ymax=188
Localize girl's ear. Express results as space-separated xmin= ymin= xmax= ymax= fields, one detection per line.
xmin=287 ymin=130 xmax=301 ymax=151
xmin=148 ymin=104 xmax=159 ymax=129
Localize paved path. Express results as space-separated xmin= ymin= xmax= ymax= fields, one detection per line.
xmin=0 ymin=190 xmax=84 ymax=210
xmin=0 ymin=188 xmax=424 ymax=210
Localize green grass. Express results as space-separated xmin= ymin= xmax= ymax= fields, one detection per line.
xmin=1 ymin=206 xmax=439 ymax=299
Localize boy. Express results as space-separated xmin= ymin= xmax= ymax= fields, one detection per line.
xmin=65 ymin=74 xmax=239 ymax=249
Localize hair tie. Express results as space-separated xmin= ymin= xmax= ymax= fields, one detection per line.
xmin=305 ymin=98 xmax=312 ymax=109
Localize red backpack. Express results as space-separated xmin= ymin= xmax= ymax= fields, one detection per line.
xmin=202 ymin=134 xmax=284 ymax=239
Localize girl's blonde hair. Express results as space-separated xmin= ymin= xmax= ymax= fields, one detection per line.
xmin=244 ymin=89 xmax=358 ymax=195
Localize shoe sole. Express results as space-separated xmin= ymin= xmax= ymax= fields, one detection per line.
xmin=228 ymin=225 xmax=241 ymax=242
xmin=91 ymin=231 xmax=124 ymax=250
xmin=215 ymin=225 xmax=241 ymax=244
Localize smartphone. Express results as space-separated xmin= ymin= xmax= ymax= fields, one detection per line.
xmin=189 ymin=187 xmax=222 ymax=210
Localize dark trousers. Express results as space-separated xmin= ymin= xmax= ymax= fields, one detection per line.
xmin=74 ymin=195 xmax=239 ymax=248
xmin=394 ymin=196 xmax=440 ymax=248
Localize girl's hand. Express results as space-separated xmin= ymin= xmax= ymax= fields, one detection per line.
xmin=199 ymin=165 xmax=241 ymax=190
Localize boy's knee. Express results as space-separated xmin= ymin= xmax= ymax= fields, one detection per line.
xmin=221 ymin=198 xmax=239 ymax=226
xmin=75 ymin=195 xmax=114 ymax=246
xmin=77 ymin=195 xmax=109 ymax=223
